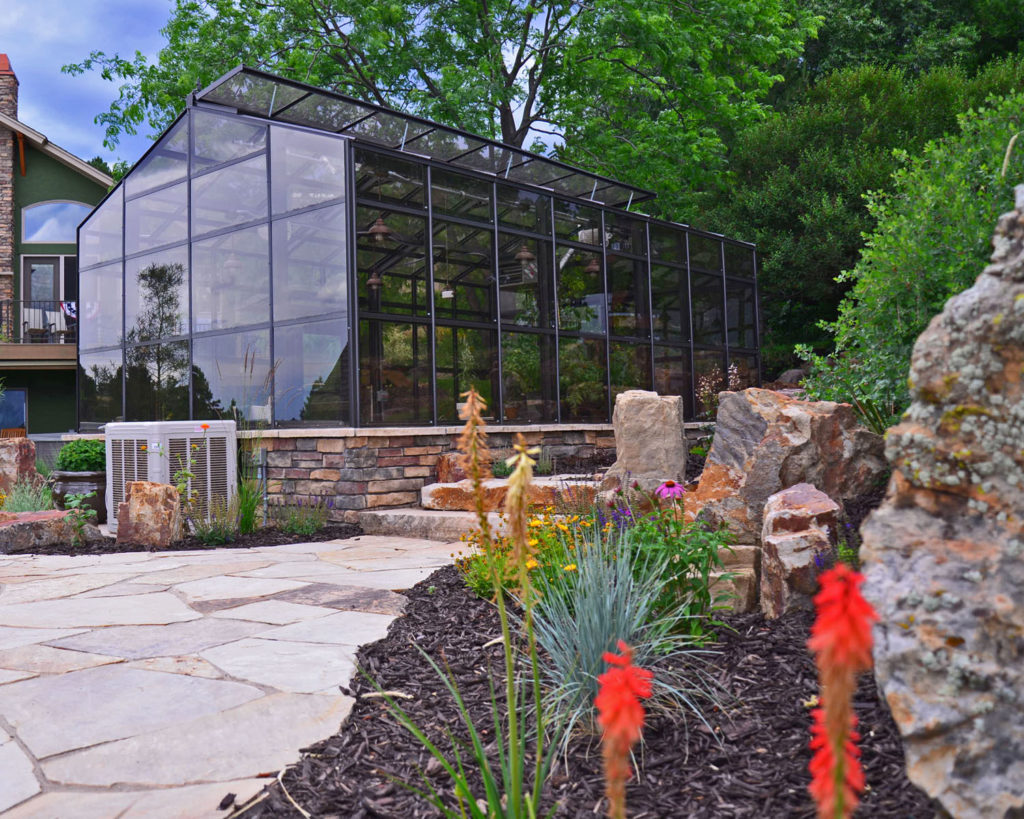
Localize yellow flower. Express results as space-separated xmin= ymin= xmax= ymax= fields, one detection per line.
xmin=525 ymin=558 xmax=539 ymax=570
xmin=563 ymin=563 xmax=577 ymax=572
xmin=556 ymin=522 xmax=569 ymax=532
xmin=528 ymin=537 xmax=539 ymax=547
xmin=529 ymin=519 xmax=544 ymax=528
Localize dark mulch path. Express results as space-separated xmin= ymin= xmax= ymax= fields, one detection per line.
xmin=236 ymin=564 xmax=938 ymax=818
xmin=25 ymin=523 xmax=362 ymax=556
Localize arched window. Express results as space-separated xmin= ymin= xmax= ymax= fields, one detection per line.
xmin=22 ymin=201 xmax=94 ymax=244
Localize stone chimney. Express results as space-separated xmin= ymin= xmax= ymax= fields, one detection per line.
xmin=0 ymin=53 xmax=16 ymax=304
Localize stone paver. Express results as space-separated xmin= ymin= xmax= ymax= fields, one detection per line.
xmin=0 ymin=535 xmax=454 ymax=815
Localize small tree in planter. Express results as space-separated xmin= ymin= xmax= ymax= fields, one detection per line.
xmin=52 ymin=439 xmax=107 ymax=524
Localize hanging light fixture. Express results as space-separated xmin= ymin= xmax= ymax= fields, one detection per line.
xmin=368 ymin=215 xmax=393 ymax=243
xmin=514 ymin=243 xmax=537 ymax=281
xmin=366 ymin=269 xmax=384 ymax=289
xmin=584 ymin=254 xmax=601 ymax=275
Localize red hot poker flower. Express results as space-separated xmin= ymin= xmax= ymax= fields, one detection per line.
xmin=807 ymin=564 xmax=877 ymax=673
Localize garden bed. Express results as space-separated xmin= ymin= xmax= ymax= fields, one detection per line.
xmin=236 ymin=563 xmax=936 ymax=819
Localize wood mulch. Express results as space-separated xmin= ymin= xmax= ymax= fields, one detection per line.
xmin=234 ymin=564 xmax=938 ymax=818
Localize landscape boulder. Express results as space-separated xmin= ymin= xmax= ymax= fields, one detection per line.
xmin=0 ymin=437 xmax=35 ymax=493
xmin=0 ymin=510 xmax=102 ymax=553
xmin=435 ymin=452 xmax=468 ymax=483
xmin=860 ymin=187 xmax=1024 ymax=818
xmin=760 ymin=483 xmax=839 ymax=619
xmin=115 ymin=481 xmax=182 ymax=548
xmin=600 ymin=390 xmax=686 ymax=494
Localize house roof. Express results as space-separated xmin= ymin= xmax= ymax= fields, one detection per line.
xmin=195 ymin=65 xmax=655 ymax=209
xmin=0 ymin=111 xmax=112 ymax=188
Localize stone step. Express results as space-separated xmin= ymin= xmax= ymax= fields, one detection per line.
xmin=421 ymin=476 xmax=597 ymax=512
xmin=358 ymin=508 xmax=507 ymax=542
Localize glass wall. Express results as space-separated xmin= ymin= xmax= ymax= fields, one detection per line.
xmin=79 ymin=104 xmax=758 ymax=429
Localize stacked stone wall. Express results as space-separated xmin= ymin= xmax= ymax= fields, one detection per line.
xmin=0 ymin=62 xmax=16 ymax=303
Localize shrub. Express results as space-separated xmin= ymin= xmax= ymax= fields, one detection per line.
xmin=55 ymin=438 xmax=105 ymax=472
xmin=236 ymin=475 xmax=262 ymax=535
xmin=191 ymin=494 xmax=239 ymax=545
xmin=273 ymin=497 xmax=332 ymax=536
xmin=1 ymin=476 xmax=53 ymax=512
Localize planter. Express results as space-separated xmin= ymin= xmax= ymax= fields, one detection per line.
xmin=51 ymin=471 xmax=107 ymax=524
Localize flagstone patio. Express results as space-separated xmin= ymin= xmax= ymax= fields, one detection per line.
xmin=0 ymin=535 xmax=457 ymax=817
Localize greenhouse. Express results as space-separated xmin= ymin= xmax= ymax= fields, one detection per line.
xmin=77 ymin=66 xmax=760 ymax=430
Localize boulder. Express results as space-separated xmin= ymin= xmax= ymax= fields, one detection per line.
xmin=776 ymin=368 xmax=806 ymax=385
xmin=0 ymin=510 xmax=103 ymax=553
xmin=601 ymin=390 xmax=687 ymax=493
xmin=860 ymin=188 xmax=1024 ymax=818
xmin=421 ymin=477 xmax=596 ymax=513
xmin=688 ymin=389 xmax=885 ymax=543
xmin=435 ymin=452 xmax=468 ymax=483
xmin=760 ymin=483 xmax=840 ymax=619
xmin=0 ymin=437 xmax=35 ymax=493
xmin=115 ymin=481 xmax=182 ymax=548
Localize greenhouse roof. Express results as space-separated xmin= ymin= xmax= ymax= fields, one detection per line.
xmin=195 ymin=66 xmax=656 ymax=209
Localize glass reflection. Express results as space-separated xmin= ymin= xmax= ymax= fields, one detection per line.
xmin=498 ymin=234 xmax=554 ymax=329
xmin=191 ymin=155 xmax=268 ymax=236
xmin=692 ymin=271 xmax=724 ymax=346
xmin=125 ymin=182 xmax=187 ymax=255
xmin=605 ymin=213 xmax=646 ymax=256
xmin=727 ymin=280 xmax=757 ymax=348
xmin=729 ymin=355 xmax=759 ymax=391
xmin=79 ymin=262 xmax=122 ymax=350
xmin=553 ymin=199 xmax=601 ymax=245
xmin=607 ymin=257 xmax=649 ymax=337
xmin=125 ymin=117 xmax=188 ymax=197
xmin=651 ymin=264 xmax=688 ymax=342
xmin=501 ymin=332 xmax=557 ymax=422
xmin=610 ymin=340 xmax=651 ymax=402
xmin=354 ymin=149 xmax=425 ymax=208
xmin=559 ymin=336 xmax=608 ymax=422
xmin=356 ymin=208 xmax=428 ymax=316
xmin=694 ymin=349 xmax=726 ymax=420
xmin=80 ymin=187 xmax=123 ymax=268
xmin=125 ymin=247 xmax=188 ymax=344
xmin=192 ymin=226 xmax=270 ymax=331
xmin=725 ymin=242 xmax=755 ymax=279
xmin=689 ymin=234 xmax=723 ymax=274
xmin=272 ymin=205 xmax=348 ymax=322
xmin=654 ymin=346 xmax=693 ymax=418
xmin=193 ymin=109 xmax=266 ymax=169
xmin=432 ymin=168 xmax=492 ymax=223
xmin=359 ymin=320 xmax=432 ymax=424
xmin=432 ymin=221 xmax=495 ymax=324
xmin=192 ymin=330 xmax=272 ymax=421
xmin=274 ymin=319 xmax=350 ymax=423
xmin=497 ymin=185 xmax=550 ymax=233
xmin=125 ymin=340 xmax=190 ymax=421
xmin=79 ymin=352 xmax=123 ymax=429
xmin=649 ymin=224 xmax=685 ymax=264
xmin=270 ymin=126 xmax=347 ymax=215
xmin=557 ymin=247 xmax=605 ymax=333
xmin=435 ymin=326 xmax=498 ymax=423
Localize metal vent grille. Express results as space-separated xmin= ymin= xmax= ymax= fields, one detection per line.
xmin=167 ymin=435 xmax=231 ymax=520
xmin=109 ymin=439 xmax=149 ymax=524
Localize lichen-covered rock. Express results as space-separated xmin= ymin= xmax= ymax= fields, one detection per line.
xmin=760 ymin=483 xmax=839 ymax=619
xmin=861 ymin=187 xmax=1024 ymax=818
xmin=115 ymin=481 xmax=182 ymax=548
xmin=688 ymin=389 xmax=884 ymax=543
xmin=601 ymin=390 xmax=686 ymax=493
xmin=0 ymin=437 xmax=35 ymax=493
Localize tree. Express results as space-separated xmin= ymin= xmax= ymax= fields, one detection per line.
xmin=64 ymin=0 xmax=815 ymax=211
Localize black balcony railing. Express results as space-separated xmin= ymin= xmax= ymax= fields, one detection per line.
xmin=0 ymin=300 xmax=77 ymax=344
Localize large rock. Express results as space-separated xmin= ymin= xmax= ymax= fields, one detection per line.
xmin=601 ymin=390 xmax=686 ymax=492
xmin=760 ymin=483 xmax=839 ymax=619
xmin=688 ymin=389 xmax=885 ymax=543
xmin=435 ymin=452 xmax=467 ymax=483
xmin=0 ymin=510 xmax=103 ymax=553
xmin=115 ymin=481 xmax=182 ymax=548
xmin=860 ymin=188 xmax=1024 ymax=818
xmin=0 ymin=438 xmax=35 ymax=493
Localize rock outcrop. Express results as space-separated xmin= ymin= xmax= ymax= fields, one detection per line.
xmin=861 ymin=188 xmax=1024 ymax=818
xmin=115 ymin=481 xmax=182 ymax=548
xmin=601 ymin=390 xmax=687 ymax=493
xmin=0 ymin=437 xmax=35 ymax=493
xmin=760 ymin=483 xmax=840 ymax=619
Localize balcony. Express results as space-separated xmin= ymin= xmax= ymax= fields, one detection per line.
xmin=0 ymin=300 xmax=78 ymax=369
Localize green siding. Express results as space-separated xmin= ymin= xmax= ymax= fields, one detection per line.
xmin=0 ymin=369 xmax=77 ymax=433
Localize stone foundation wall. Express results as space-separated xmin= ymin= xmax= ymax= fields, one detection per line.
xmin=255 ymin=425 xmax=617 ymax=523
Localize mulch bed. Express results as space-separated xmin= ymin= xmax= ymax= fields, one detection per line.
xmin=235 ymin=564 xmax=937 ymax=818
xmin=22 ymin=523 xmax=363 ymax=556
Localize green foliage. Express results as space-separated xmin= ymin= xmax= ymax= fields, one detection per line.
xmin=55 ymin=439 xmax=106 ymax=472
xmin=802 ymin=90 xmax=1024 ymax=413
xmin=64 ymin=492 xmax=99 ymax=546
xmin=236 ymin=476 xmax=262 ymax=535
xmin=191 ymin=494 xmax=240 ymax=545
xmin=273 ymin=497 xmax=332 ymax=536
xmin=1 ymin=477 xmax=54 ymax=513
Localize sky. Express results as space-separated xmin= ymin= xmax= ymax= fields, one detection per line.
xmin=1 ymin=0 xmax=172 ymax=168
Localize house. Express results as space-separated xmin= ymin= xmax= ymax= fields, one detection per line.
xmin=0 ymin=53 xmax=112 ymax=441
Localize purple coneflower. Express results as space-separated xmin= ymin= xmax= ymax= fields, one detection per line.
xmin=654 ymin=480 xmax=685 ymax=501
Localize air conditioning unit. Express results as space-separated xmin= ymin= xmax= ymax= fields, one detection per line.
xmin=105 ymin=420 xmax=237 ymax=533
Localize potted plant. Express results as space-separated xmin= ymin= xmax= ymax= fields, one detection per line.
xmin=52 ymin=438 xmax=107 ymax=524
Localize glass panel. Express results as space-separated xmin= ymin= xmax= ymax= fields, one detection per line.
xmin=356 ymin=207 xmax=428 ymax=317
xmin=358 ymin=320 xmax=432 ymax=425
xmin=124 ymin=246 xmax=189 ymax=343
xmin=25 ymin=259 xmax=57 ymax=302
xmin=610 ymin=340 xmax=652 ymax=402
xmin=557 ymin=246 xmax=605 ymax=334
xmin=274 ymin=318 xmax=350 ymax=424
xmin=125 ymin=118 xmax=189 ymax=197
xmin=452 ymin=143 xmax=515 ymax=175
xmin=654 ymin=345 xmax=693 ymax=419
xmin=79 ymin=352 xmax=123 ymax=429
xmin=79 ymin=261 xmax=122 ymax=350
xmin=549 ymin=172 xmax=599 ymax=198
xmin=201 ymin=72 xmax=305 ymax=116
xmin=270 ymin=126 xmax=347 ymax=215
xmin=605 ymin=213 xmax=646 ymax=257
xmin=345 ymin=111 xmax=432 ymax=146
xmin=496 ymin=185 xmax=550 ymax=234
xmin=125 ymin=340 xmax=190 ymax=421
xmin=725 ymin=242 xmax=756 ymax=279
xmin=435 ymin=326 xmax=498 ymax=423
xmin=431 ymin=168 xmax=492 ymax=223
xmin=125 ymin=182 xmax=187 ymax=255
xmin=506 ymin=158 xmax=561 ymax=187
xmin=0 ymin=389 xmax=26 ymax=430
xmin=63 ymin=257 xmax=78 ymax=301
xmin=607 ymin=257 xmax=649 ymax=337
xmin=406 ymin=128 xmax=485 ymax=160
xmin=649 ymin=224 xmax=685 ymax=263
xmin=191 ymin=155 xmax=268 ymax=237
xmin=694 ymin=349 xmax=726 ymax=421
xmin=727 ymin=280 xmax=757 ymax=348
xmin=689 ymin=234 xmax=722 ymax=274
xmin=651 ymin=264 xmax=688 ymax=342
xmin=553 ymin=199 xmax=601 ymax=245
xmin=729 ymin=354 xmax=759 ymax=391
xmin=192 ymin=225 xmax=270 ymax=332
xmin=692 ymin=271 xmax=724 ymax=346
xmin=80 ymin=187 xmax=123 ymax=268
xmin=501 ymin=331 xmax=557 ymax=423
xmin=277 ymin=92 xmax=369 ymax=130
xmin=354 ymin=149 xmax=425 ymax=208
xmin=192 ymin=109 xmax=266 ymax=170
xmin=272 ymin=205 xmax=348 ymax=322
xmin=498 ymin=233 xmax=554 ymax=329
xmin=23 ymin=202 xmax=93 ymax=243
xmin=559 ymin=336 xmax=607 ymax=422
xmin=432 ymin=221 xmax=495 ymax=324
xmin=192 ymin=330 xmax=272 ymax=420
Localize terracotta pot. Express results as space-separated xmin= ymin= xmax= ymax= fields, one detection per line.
xmin=51 ymin=470 xmax=107 ymax=524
